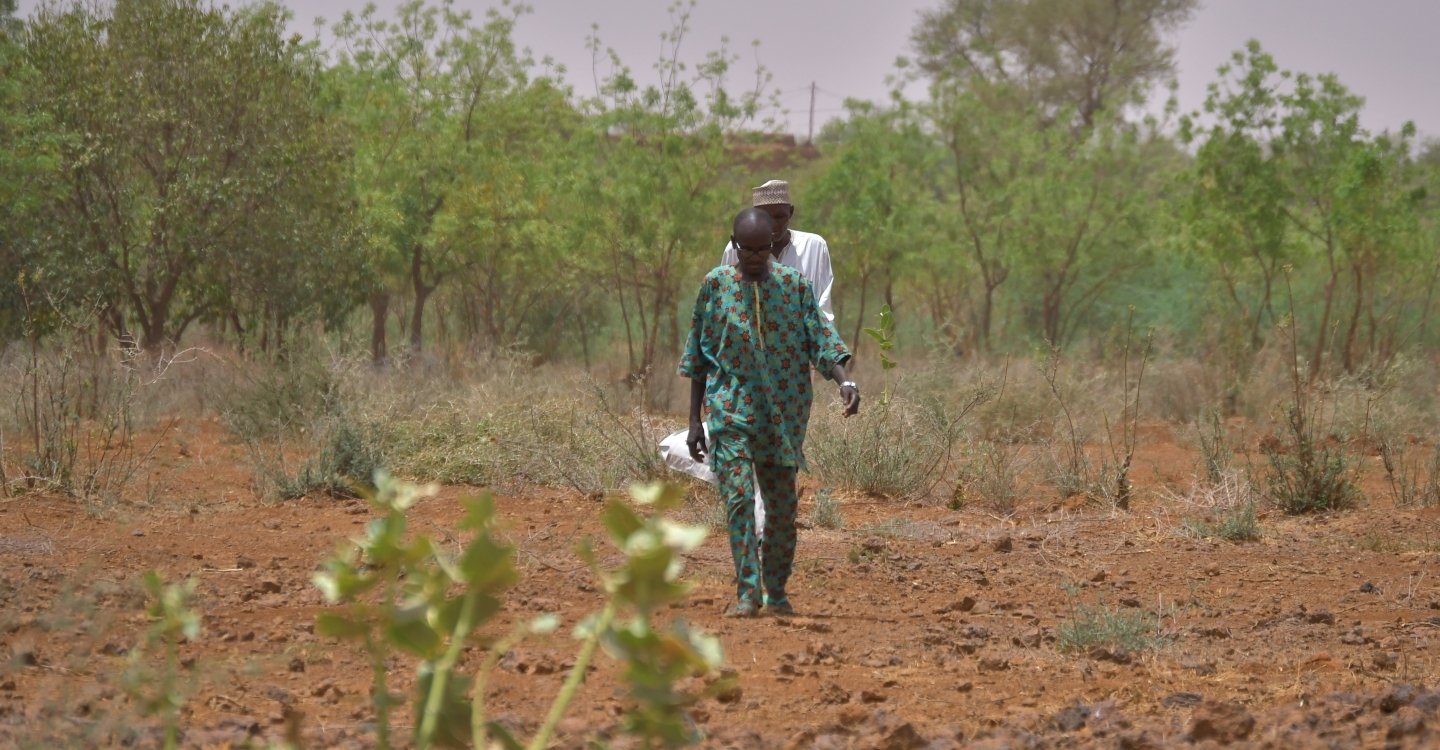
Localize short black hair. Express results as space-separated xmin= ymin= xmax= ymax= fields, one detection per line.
xmin=733 ymin=207 xmax=774 ymax=236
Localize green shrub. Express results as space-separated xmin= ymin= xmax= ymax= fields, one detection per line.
xmin=1263 ymin=405 xmax=1360 ymax=514
xmin=1056 ymin=601 xmax=1166 ymax=654
xmin=808 ymin=398 xmax=953 ymax=499
xmin=277 ymin=419 xmax=382 ymax=499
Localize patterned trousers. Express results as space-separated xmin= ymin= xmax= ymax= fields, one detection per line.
xmin=715 ymin=457 xmax=798 ymax=607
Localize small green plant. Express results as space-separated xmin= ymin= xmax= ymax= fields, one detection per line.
xmin=121 ymin=572 xmax=202 ymax=750
xmin=1183 ymin=501 xmax=1260 ymax=542
xmin=281 ymin=419 xmax=382 ymax=499
xmin=862 ymin=304 xmax=898 ymax=406
xmin=808 ymin=488 xmax=843 ymax=530
xmin=1055 ymin=600 xmax=1165 ymax=654
xmin=313 ymin=473 xmax=721 ymax=750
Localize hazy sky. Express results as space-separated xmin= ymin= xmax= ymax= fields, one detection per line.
xmin=16 ymin=0 xmax=1440 ymax=140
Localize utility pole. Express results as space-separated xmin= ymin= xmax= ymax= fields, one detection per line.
xmin=807 ymin=81 xmax=816 ymax=144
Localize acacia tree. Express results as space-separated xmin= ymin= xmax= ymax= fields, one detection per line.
xmin=911 ymin=0 xmax=1193 ymax=350
xmin=0 ymin=8 xmax=59 ymax=338
xmin=23 ymin=0 xmax=355 ymax=352
xmin=572 ymin=2 xmax=771 ymax=385
xmin=808 ymin=100 xmax=942 ymax=350
xmin=329 ymin=0 xmax=546 ymax=363
xmin=1181 ymin=42 xmax=1429 ymax=374
xmin=439 ymin=77 xmax=592 ymax=360
xmin=912 ymin=0 xmax=1197 ymax=129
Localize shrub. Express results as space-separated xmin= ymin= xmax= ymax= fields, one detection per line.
xmin=1379 ymin=436 xmax=1440 ymax=508
xmin=1192 ymin=408 xmax=1232 ymax=484
xmin=808 ymin=488 xmax=843 ymax=530
xmin=954 ymin=438 xmax=1027 ymax=515
xmin=807 ymin=399 xmax=946 ymax=499
xmin=1263 ymin=404 xmax=1360 ymax=514
xmin=275 ymin=419 xmax=382 ymax=499
xmin=1165 ymin=470 xmax=1263 ymax=542
xmin=1183 ymin=500 xmax=1260 ymax=542
xmin=1056 ymin=601 xmax=1166 ymax=654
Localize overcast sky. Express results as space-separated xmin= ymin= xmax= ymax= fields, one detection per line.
xmin=17 ymin=0 xmax=1440 ymax=140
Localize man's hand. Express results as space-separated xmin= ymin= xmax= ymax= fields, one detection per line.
xmin=686 ymin=421 xmax=708 ymax=462
xmin=840 ymin=382 xmax=861 ymax=417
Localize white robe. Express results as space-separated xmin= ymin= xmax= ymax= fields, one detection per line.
xmin=720 ymin=230 xmax=835 ymax=322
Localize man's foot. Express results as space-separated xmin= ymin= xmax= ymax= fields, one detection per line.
xmin=724 ymin=601 xmax=760 ymax=618
xmin=765 ymin=598 xmax=795 ymax=616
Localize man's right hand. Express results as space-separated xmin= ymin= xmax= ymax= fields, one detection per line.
xmin=686 ymin=421 xmax=708 ymax=463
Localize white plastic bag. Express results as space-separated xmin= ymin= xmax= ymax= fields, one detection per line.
xmin=657 ymin=425 xmax=765 ymax=535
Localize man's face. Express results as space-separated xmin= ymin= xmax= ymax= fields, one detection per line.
xmin=733 ymin=222 xmax=776 ymax=276
xmin=759 ymin=204 xmax=793 ymax=244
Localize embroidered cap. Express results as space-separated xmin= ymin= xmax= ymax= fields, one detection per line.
xmin=751 ymin=179 xmax=792 ymax=207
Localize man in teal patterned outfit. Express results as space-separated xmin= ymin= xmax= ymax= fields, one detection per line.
xmin=679 ymin=208 xmax=861 ymax=618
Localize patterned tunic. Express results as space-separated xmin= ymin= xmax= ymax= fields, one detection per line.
xmin=678 ymin=262 xmax=851 ymax=469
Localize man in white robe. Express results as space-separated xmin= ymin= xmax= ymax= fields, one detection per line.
xmin=659 ymin=179 xmax=838 ymax=533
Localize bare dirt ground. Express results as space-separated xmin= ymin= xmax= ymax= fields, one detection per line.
xmin=2 ymin=416 xmax=1440 ymax=749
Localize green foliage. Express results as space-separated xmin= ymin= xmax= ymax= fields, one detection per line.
xmin=572 ymin=1 xmax=774 ymax=387
xmin=901 ymin=0 xmax=1185 ymax=352
xmin=328 ymin=0 xmax=581 ymax=360
xmin=275 ymin=419 xmax=382 ymax=499
xmin=912 ymin=0 xmax=1199 ymax=130
xmin=313 ymin=473 xmax=526 ymax=749
xmin=863 ymin=304 xmax=898 ymax=405
xmin=6 ymin=0 xmax=1440 ymax=373
xmin=1262 ymin=404 xmax=1360 ymax=515
xmin=1180 ymin=41 xmax=1430 ymax=374
xmin=1261 ymin=279 xmax=1361 ymax=516
xmin=121 ymin=572 xmax=202 ymax=750
xmin=1055 ymin=600 xmax=1166 ymax=655
xmin=807 ymin=397 xmax=953 ymax=500
xmin=0 ymin=31 xmax=60 ymax=338
xmin=810 ymin=101 xmax=942 ymax=349
xmin=314 ymin=474 xmax=721 ymax=749
xmin=23 ymin=0 xmax=359 ymax=351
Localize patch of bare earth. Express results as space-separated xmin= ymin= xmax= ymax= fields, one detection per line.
xmin=2 ymin=417 xmax=1439 ymax=748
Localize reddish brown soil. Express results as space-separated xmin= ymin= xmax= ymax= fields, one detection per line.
xmin=2 ymin=417 xmax=1440 ymax=749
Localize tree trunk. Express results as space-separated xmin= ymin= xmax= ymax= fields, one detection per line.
xmin=851 ymin=272 xmax=871 ymax=357
xmin=370 ymin=290 xmax=390 ymax=366
xmin=408 ymin=244 xmax=434 ymax=353
xmin=979 ymin=282 xmax=995 ymax=353
xmin=1341 ymin=263 xmax=1364 ymax=374
xmin=1310 ymin=269 xmax=1339 ymax=381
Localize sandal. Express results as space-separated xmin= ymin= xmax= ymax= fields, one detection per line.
xmin=724 ymin=601 xmax=760 ymax=618
xmin=765 ymin=599 xmax=795 ymax=616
